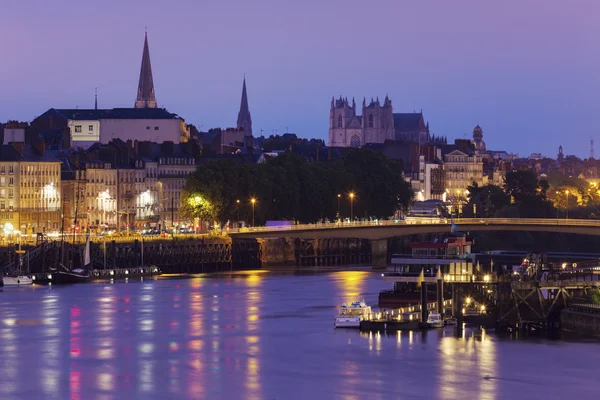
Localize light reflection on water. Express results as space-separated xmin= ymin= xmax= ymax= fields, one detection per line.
xmin=0 ymin=271 xmax=599 ymax=399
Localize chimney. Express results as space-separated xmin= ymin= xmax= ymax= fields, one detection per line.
xmin=10 ymin=141 xmax=24 ymax=156
xmin=62 ymin=127 xmax=72 ymax=150
xmin=161 ymin=141 xmax=174 ymax=155
xmin=134 ymin=140 xmax=139 ymax=155
xmin=32 ymin=140 xmax=45 ymax=157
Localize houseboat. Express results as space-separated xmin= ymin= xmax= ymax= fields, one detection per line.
xmin=379 ymin=233 xmax=474 ymax=307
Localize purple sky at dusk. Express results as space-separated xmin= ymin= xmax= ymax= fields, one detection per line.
xmin=1 ymin=0 xmax=598 ymax=158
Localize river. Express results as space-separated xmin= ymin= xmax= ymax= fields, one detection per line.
xmin=0 ymin=270 xmax=598 ymax=399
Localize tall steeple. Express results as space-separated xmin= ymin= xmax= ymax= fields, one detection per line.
xmin=135 ymin=31 xmax=157 ymax=109
xmin=236 ymin=76 xmax=252 ymax=138
xmin=94 ymin=87 xmax=98 ymax=110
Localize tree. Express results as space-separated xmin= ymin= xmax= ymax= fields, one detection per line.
xmin=181 ymin=148 xmax=414 ymax=225
xmin=504 ymin=170 xmax=539 ymax=202
xmin=464 ymin=184 xmax=510 ymax=218
xmin=502 ymin=170 xmax=556 ymax=218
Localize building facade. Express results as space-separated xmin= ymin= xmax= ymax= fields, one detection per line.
xmin=0 ymin=143 xmax=63 ymax=235
xmin=444 ymin=150 xmax=484 ymax=207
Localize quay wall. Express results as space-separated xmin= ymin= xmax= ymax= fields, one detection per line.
xmin=561 ymin=308 xmax=600 ymax=338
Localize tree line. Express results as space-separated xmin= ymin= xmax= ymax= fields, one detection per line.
xmin=181 ymin=149 xmax=414 ymax=225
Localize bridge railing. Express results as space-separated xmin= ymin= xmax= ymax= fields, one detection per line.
xmin=229 ymin=217 xmax=600 ymax=235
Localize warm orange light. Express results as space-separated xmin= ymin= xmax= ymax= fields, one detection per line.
xmin=337 ymin=194 xmax=341 ymax=198
xmin=349 ymin=192 xmax=355 ymax=199
xmin=250 ymin=198 xmax=257 ymax=204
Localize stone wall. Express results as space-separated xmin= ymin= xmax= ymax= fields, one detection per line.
xmin=561 ymin=308 xmax=600 ymax=338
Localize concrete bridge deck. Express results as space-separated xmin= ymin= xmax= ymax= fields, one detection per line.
xmin=228 ymin=217 xmax=600 ymax=240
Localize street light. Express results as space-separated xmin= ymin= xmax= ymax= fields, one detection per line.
xmin=349 ymin=192 xmax=355 ymax=222
xmin=337 ymin=194 xmax=341 ymax=219
xmin=236 ymin=199 xmax=240 ymax=223
xmin=565 ymin=190 xmax=570 ymax=220
xmin=250 ymin=198 xmax=257 ymax=227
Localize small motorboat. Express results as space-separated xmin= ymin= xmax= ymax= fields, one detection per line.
xmin=3 ymin=275 xmax=33 ymax=286
xmin=427 ymin=312 xmax=444 ymax=328
xmin=334 ymin=300 xmax=372 ymax=328
xmin=445 ymin=317 xmax=458 ymax=326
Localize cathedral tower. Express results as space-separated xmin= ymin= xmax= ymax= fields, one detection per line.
xmin=236 ymin=77 xmax=252 ymax=138
xmin=135 ymin=32 xmax=157 ymax=109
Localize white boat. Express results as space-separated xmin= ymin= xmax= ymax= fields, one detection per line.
xmin=3 ymin=275 xmax=33 ymax=286
xmin=334 ymin=300 xmax=372 ymax=328
xmin=427 ymin=312 xmax=444 ymax=328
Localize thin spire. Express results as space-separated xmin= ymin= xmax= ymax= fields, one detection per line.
xmin=94 ymin=87 xmax=98 ymax=110
xmin=135 ymin=31 xmax=157 ymax=108
xmin=237 ymin=76 xmax=252 ymax=138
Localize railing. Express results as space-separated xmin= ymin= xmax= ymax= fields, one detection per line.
xmin=228 ymin=217 xmax=600 ymax=235
xmin=391 ymin=253 xmax=468 ymax=260
xmin=568 ymin=303 xmax=600 ymax=314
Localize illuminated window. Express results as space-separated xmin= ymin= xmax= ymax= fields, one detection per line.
xmin=75 ymin=125 xmax=82 ymax=133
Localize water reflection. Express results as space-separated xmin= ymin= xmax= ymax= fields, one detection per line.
xmin=439 ymin=328 xmax=497 ymax=400
xmin=245 ymin=273 xmax=262 ymax=400
xmin=334 ymin=271 xmax=369 ymax=301
xmin=0 ymin=272 xmax=597 ymax=399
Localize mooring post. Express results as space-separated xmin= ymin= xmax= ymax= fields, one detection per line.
xmin=421 ymin=282 xmax=428 ymax=326
xmin=456 ymin=286 xmax=464 ymax=337
xmin=112 ymin=240 xmax=116 ymax=269
xmin=436 ymin=267 xmax=444 ymax=314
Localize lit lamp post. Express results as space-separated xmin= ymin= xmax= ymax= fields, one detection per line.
xmin=565 ymin=190 xmax=570 ymax=220
xmin=236 ymin=199 xmax=240 ymax=224
xmin=337 ymin=194 xmax=341 ymax=219
xmin=349 ymin=192 xmax=355 ymax=222
xmin=250 ymin=198 xmax=257 ymax=227
xmin=98 ymin=190 xmax=111 ymax=231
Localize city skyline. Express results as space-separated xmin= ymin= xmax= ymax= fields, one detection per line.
xmin=1 ymin=0 xmax=599 ymax=158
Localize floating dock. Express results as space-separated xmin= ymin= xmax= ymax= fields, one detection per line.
xmin=30 ymin=266 xmax=161 ymax=285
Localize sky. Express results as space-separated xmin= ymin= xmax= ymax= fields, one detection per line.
xmin=1 ymin=0 xmax=599 ymax=158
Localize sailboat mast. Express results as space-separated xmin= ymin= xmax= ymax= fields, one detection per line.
xmin=141 ymin=235 xmax=144 ymax=267
xmin=72 ymin=158 xmax=81 ymax=246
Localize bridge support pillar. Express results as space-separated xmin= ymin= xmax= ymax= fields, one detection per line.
xmin=370 ymin=239 xmax=388 ymax=269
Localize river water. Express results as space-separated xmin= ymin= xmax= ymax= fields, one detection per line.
xmin=0 ymin=270 xmax=598 ymax=400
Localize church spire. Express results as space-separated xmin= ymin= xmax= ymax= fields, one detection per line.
xmin=237 ymin=76 xmax=252 ymax=138
xmin=94 ymin=87 xmax=98 ymax=110
xmin=135 ymin=31 xmax=157 ymax=109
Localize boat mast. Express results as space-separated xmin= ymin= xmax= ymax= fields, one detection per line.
xmin=71 ymin=156 xmax=82 ymax=270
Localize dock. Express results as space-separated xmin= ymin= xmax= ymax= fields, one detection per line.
xmin=29 ymin=266 xmax=161 ymax=285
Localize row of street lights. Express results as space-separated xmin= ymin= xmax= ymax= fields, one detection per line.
xmin=337 ymin=192 xmax=355 ymax=221
xmin=235 ymin=198 xmax=257 ymax=226
xmin=234 ymin=192 xmax=356 ymax=227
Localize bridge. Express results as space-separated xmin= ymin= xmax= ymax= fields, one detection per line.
xmin=229 ymin=217 xmax=600 ymax=240
xmin=227 ymin=217 xmax=600 ymax=268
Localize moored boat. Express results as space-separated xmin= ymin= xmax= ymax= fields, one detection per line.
xmin=334 ymin=300 xmax=372 ymax=328
xmin=3 ymin=276 xmax=33 ymax=286
xmin=50 ymin=267 xmax=92 ymax=285
xmin=426 ymin=312 xmax=444 ymax=328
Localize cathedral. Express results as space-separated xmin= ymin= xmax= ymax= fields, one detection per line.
xmin=328 ymin=96 xmax=430 ymax=147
